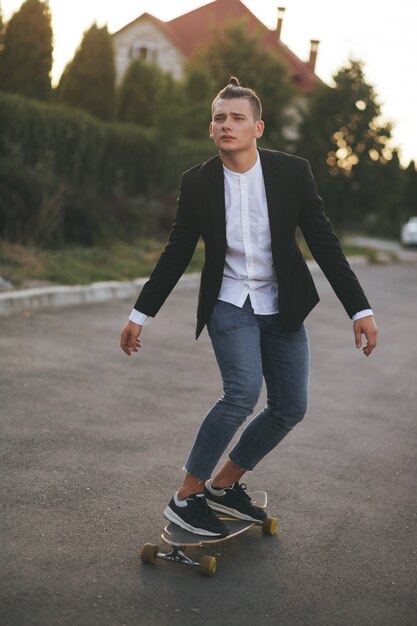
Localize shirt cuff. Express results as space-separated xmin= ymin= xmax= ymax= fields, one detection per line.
xmin=129 ymin=309 xmax=150 ymax=326
xmin=352 ymin=309 xmax=374 ymax=321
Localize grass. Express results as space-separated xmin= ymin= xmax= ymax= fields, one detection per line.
xmin=0 ymin=237 xmax=370 ymax=290
xmin=0 ymin=239 xmax=205 ymax=289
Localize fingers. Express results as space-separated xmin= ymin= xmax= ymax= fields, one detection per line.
xmin=120 ymin=329 xmax=133 ymax=356
xmin=120 ymin=322 xmax=142 ymax=356
xmin=131 ymin=337 xmax=142 ymax=353
xmin=363 ymin=330 xmax=377 ymax=357
xmin=353 ymin=317 xmax=378 ymax=357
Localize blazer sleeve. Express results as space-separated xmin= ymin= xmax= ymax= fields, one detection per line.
xmin=133 ymin=173 xmax=200 ymax=317
xmin=298 ymin=160 xmax=371 ymax=318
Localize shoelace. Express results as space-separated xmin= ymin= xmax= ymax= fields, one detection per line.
xmin=234 ymin=482 xmax=252 ymax=502
xmin=188 ymin=495 xmax=217 ymax=518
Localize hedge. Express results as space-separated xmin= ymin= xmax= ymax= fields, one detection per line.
xmin=0 ymin=91 xmax=162 ymax=244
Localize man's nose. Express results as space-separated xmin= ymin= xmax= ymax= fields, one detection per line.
xmin=222 ymin=117 xmax=232 ymax=130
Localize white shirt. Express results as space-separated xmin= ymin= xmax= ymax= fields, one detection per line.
xmin=129 ymin=154 xmax=372 ymax=325
xmin=218 ymin=155 xmax=278 ymax=314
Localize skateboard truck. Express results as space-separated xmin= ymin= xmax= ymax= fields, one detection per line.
xmin=141 ymin=543 xmax=217 ymax=576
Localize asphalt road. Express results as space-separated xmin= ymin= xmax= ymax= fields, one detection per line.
xmin=1 ymin=263 xmax=416 ymax=626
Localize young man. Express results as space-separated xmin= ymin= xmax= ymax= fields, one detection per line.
xmin=120 ymin=78 xmax=377 ymax=537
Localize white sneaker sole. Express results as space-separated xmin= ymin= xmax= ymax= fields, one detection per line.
xmin=163 ymin=506 xmax=226 ymax=537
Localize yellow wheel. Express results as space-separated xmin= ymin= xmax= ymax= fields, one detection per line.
xmin=199 ymin=555 xmax=217 ymax=577
xmin=140 ymin=543 xmax=159 ymax=564
xmin=262 ymin=516 xmax=278 ymax=536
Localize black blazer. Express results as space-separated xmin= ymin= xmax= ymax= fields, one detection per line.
xmin=134 ymin=148 xmax=370 ymax=338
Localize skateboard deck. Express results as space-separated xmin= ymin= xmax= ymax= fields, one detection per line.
xmin=140 ymin=491 xmax=278 ymax=576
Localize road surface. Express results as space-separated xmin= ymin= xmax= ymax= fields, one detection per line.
xmin=1 ymin=263 xmax=416 ymax=626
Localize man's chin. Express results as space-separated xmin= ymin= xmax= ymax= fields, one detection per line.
xmin=216 ymin=141 xmax=240 ymax=152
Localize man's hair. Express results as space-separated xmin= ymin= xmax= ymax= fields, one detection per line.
xmin=212 ymin=77 xmax=262 ymax=121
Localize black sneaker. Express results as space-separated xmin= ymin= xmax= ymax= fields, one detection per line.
xmin=163 ymin=492 xmax=229 ymax=537
xmin=204 ymin=482 xmax=267 ymax=522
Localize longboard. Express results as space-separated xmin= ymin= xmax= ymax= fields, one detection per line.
xmin=140 ymin=491 xmax=278 ymax=576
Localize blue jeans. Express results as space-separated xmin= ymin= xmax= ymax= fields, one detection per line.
xmin=184 ymin=297 xmax=310 ymax=479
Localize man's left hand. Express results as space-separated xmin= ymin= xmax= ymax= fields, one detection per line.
xmin=353 ymin=315 xmax=378 ymax=357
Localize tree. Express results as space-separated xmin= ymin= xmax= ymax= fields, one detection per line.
xmin=117 ymin=57 xmax=187 ymax=153
xmin=297 ymin=59 xmax=396 ymax=228
xmin=185 ymin=19 xmax=295 ymax=147
xmin=177 ymin=65 xmax=216 ymax=139
xmin=58 ymin=24 xmax=115 ymax=121
xmin=117 ymin=59 xmax=169 ymax=127
xmin=402 ymin=161 xmax=417 ymax=219
xmin=0 ymin=0 xmax=52 ymax=100
xmin=0 ymin=3 xmax=5 ymax=52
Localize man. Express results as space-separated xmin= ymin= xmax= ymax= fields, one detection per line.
xmin=120 ymin=78 xmax=377 ymax=538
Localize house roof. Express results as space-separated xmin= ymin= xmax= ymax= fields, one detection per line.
xmin=113 ymin=0 xmax=319 ymax=93
xmin=113 ymin=12 xmax=190 ymax=56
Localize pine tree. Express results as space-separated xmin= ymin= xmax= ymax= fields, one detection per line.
xmin=117 ymin=59 xmax=167 ymax=127
xmin=117 ymin=57 xmax=184 ymax=140
xmin=403 ymin=161 xmax=417 ymax=219
xmin=178 ymin=66 xmax=216 ymax=139
xmin=0 ymin=3 xmax=5 ymax=52
xmin=297 ymin=59 xmax=395 ymax=227
xmin=0 ymin=0 xmax=52 ymax=100
xmin=58 ymin=23 xmax=115 ymax=121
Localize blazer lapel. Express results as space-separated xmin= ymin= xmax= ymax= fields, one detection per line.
xmin=259 ymin=148 xmax=283 ymax=238
xmin=204 ymin=156 xmax=227 ymax=265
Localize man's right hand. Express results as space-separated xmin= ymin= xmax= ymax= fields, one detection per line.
xmin=120 ymin=320 xmax=142 ymax=356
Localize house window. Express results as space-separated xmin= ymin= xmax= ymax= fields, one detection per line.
xmin=130 ymin=41 xmax=157 ymax=63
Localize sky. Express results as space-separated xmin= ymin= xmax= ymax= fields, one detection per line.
xmin=2 ymin=0 xmax=417 ymax=166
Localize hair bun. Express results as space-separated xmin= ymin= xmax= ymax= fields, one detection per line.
xmin=229 ymin=76 xmax=240 ymax=87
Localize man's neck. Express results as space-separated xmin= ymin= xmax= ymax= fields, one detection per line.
xmin=219 ymin=147 xmax=258 ymax=174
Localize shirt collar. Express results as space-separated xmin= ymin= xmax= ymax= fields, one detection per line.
xmin=222 ymin=152 xmax=261 ymax=179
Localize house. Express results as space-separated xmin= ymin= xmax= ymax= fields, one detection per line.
xmin=112 ymin=0 xmax=320 ymax=93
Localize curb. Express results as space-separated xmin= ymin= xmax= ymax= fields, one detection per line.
xmin=0 ymin=257 xmax=368 ymax=318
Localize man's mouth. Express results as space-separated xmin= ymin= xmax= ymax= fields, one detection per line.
xmin=221 ymin=135 xmax=235 ymax=140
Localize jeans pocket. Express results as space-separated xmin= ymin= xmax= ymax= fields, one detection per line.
xmin=208 ymin=299 xmax=253 ymax=336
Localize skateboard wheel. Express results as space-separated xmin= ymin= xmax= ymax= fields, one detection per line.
xmin=262 ymin=517 xmax=278 ymax=536
xmin=199 ymin=555 xmax=217 ymax=577
xmin=140 ymin=543 xmax=159 ymax=564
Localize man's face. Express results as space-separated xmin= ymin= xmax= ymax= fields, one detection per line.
xmin=209 ymin=98 xmax=264 ymax=154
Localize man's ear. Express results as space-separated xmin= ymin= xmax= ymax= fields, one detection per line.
xmin=209 ymin=121 xmax=214 ymax=138
xmin=255 ymin=120 xmax=265 ymax=139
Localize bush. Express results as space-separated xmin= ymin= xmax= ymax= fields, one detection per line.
xmin=0 ymin=91 xmax=221 ymax=246
xmin=0 ymin=91 xmax=160 ymax=244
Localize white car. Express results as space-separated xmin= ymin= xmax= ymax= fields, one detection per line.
xmin=401 ymin=217 xmax=417 ymax=246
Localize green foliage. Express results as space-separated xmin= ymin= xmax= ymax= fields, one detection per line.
xmin=58 ymin=23 xmax=116 ymax=121
xmin=296 ymin=59 xmax=399 ymax=230
xmin=185 ymin=19 xmax=295 ymax=147
xmin=0 ymin=238 xmax=206 ymax=287
xmin=118 ymin=59 xmax=166 ymax=126
xmin=161 ymin=137 xmax=216 ymax=192
xmin=117 ymin=58 xmax=185 ymax=148
xmin=0 ymin=92 xmax=159 ymax=245
xmin=0 ymin=0 xmax=52 ymax=100
xmin=402 ymin=161 xmax=417 ymax=219
xmin=0 ymin=4 xmax=5 ymax=51
xmin=299 ymin=60 xmax=392 ymax=173
xmin=177 ymin=66 xmax=216 ymax=139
